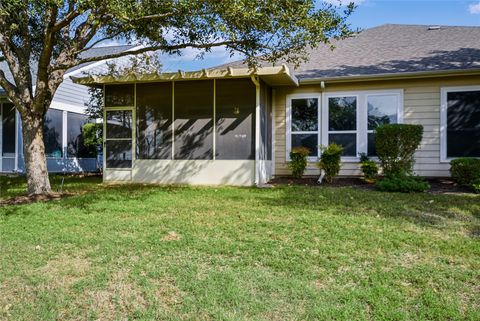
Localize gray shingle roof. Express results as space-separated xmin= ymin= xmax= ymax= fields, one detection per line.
xmin=221 ymin=24 xmax=480 ymax=80
xmin=0 ymin=44 xmax=136 ymax=93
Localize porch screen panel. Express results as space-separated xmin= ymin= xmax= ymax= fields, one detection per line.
xmin=44 ymin=109 xmax=63 ymax=158
xmin=266 ymin=86 xmax=273 ymax=161
xmin=137 ymin=82 xmax=172 ymax=159
xmin=2 ymin=103 xmax=16 ymax=156
xmin=174 ymin=80 xmax=214 ymax=160
xmin=105 ymin=84 xmax=134 ymax=107
xmin=105 ymin=110 xmax=133 ymax=168
xmin=216 ymin=79 xmax=255 ymax=160
xmin=259 ymin=82 xmax=267 ymax=161
xmin=447 ymin=90 xmax=480 ymax=157
xmin=67 ymin=112 xmax=94 ymax=158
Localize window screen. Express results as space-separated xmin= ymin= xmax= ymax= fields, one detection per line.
xmin=291 ymin=98 xmax=318 ymax=157
xmin=67 ymin=112 xmax=94 ymax=158
xmin=447 ymin=90 xmax=480 ymax=157
xmin=44 ymin=108 xmax=63 ymax=158
xmin=106 ymin=110 xmax=133 ymax=139
xmin=137 ymin=82 xmax=173 ymax=159
xmin=105 ymin=110 xmax=133 ymax=168
xmin=105 ymin=84 xmax=134 ymax=107
xmin=266 ymin=85 xmax=273 ymax=161
xmin=106 ymin=140 xmax=132 ymax=168
xmin=174 ymin=80 xmax=214 ymax=160
xmin=2 ymin=103 xmax=16 ymax=156
xmin=215 ymin=79 xmax=255 ymax=160
xmin=328 ymin=97 xmax=357 ymax=157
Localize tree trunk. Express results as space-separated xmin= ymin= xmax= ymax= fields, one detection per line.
xmin=21 ymin=113 xmax=52 ymax=195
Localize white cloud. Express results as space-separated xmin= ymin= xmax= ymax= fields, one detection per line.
xmin=323 ymin=0 xmax=365 ymax=6
xmin=469 ymin=1 xmax=480 ymax=14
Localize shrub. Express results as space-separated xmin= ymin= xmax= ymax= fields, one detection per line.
xmin=82 ymin=123 xmax=102 ymax=156
xmin=359 ymin=153 xmax=378 ymax=181
xmin=375 ymin=124 xmax=423 ymax=177
xmin=376 ymin=174 xmax=430 ymax=193
xmin=450 ymin=158 xmax=480 ymax=185
xmin=318 ymin=144 xmax=343 ymax=183
xmin=288 ymin=147 xmax=310 ymax=178
xmin=472 ymin=179 xmax=480 ymax=194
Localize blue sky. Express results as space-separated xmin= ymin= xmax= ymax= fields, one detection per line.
xmin=114 ymin=0 xmax=480 ymax=71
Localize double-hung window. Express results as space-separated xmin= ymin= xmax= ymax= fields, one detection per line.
xmin=327 ymin=96 xmax=358 ymax=157
xmin=441 ymin=86 xmax=480 ymax=161
xmin=287 ymin=96 xmax=320 ymax=158
xmin=287 ymin=90 xmax=403 ymax=161
xmin=366 ymin=93 xmax=401 ymax=156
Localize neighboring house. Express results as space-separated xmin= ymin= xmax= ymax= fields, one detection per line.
xmin=72 ymin=24 xmax=480 ymax=186
xmin=0 ymin=45 xmax=137 ymax=173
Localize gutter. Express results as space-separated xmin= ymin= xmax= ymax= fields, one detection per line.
xmin=299 ymin=68 xmax=480 ymax=85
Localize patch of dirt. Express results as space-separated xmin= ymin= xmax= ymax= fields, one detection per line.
xmin=160 ymin=231 xmax=182 ymax=241
xmin=39 ymin=253 xmax=91 ymax=289
xmin=152 ymin=277 xmax=183 ymax=308
xmin=0 ymin=192 xmax=72 ymax=207
xmin=269 ymin=176 xmax=475 ymax=194
xmin=0 ymin=253 xmax=91 ymax=319
xmin=87 ymin=269 xmax=147 ymax=321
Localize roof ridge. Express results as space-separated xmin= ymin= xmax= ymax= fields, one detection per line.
xmin=369 ymin=23 xmax=480 ymax=29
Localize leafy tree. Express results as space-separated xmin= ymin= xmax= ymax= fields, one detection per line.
xmin=85 ymin=52 xmax=164 ymax=120
xmin=0 ymin=0 xmax=354 ymax=195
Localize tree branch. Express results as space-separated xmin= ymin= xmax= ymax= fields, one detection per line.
xmin=55 ymin=40 xmax=249 ymax=71
xmin=0 ymin=69 xmax=25 ymax=113
xmin=78 ymin=33 xmax=123 ymax=53
xmin=34 ymin=4 xmax=59 ymax=114
xmin=127 ymin=12 xmax=176 ymax=22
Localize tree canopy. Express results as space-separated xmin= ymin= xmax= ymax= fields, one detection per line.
xmin=0 ymin=0 xmax=355 ymax=195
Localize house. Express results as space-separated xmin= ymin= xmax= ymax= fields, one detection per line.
xmin=72 ymin=24 xmax=480 ymax=186
xmin=0 ymin=45 xmax=137 ymax=173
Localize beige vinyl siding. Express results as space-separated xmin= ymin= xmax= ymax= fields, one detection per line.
xmin=273 ymin=75 xmax=479 ymax=178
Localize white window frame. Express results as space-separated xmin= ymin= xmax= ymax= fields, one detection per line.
xmin=323 ymin=93 xmax=360 ymax=162
xmin=365 ymin=91 xmax=404 ymax=158
xmin=440 ymin=85 xmax=480 ymax=163
xmin=285 ymin=89 xmax=403 ymax=163
xmin=286 ymin=93 xmax=321 ymax=161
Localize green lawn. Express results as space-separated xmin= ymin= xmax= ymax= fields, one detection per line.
xmin=0 ymin=176 xmax=479 ymax=320
xmin=0 ymin=175 xmax=102 ymax=200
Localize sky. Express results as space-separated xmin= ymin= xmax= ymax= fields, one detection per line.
xmin=106 ymin=0 xmax=480 ymax=71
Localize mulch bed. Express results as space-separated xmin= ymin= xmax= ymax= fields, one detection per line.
xmin=269 ymin=176 xmax=474 ymax=194
xmin=0 ymin=192 xmax=72 ymax=207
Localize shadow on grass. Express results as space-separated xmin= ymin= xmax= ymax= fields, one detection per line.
xmin=233 ymin=185 xmax=480 ymax=236
xmin=2 ymin=180 xmax=479 ymax=238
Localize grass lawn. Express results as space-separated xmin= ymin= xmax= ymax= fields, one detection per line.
xmin=0 ymin=176 xmax=479 ymax=320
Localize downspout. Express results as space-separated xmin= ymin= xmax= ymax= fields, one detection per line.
xmin=14 ymin=109 xmax=19 ymax=172
xmin=251 ymin=75 xmax=260 ymax=186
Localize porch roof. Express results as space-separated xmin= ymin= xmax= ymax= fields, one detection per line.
xmin=70 ymin=64 xmax=299 ymax=87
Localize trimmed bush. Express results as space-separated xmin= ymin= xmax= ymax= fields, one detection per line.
xmin=318 ymin=144 xmax=343 ymax=183
xmin=288 ymin=147 xmax=310 ymax=178
xmin=450 ymin=158 xmax=480 ymax=185
xmin=359 ymin=153 xmax=378 ymax=181
xmin=375 ymin=124 xmax=423 ymax=177
xmin=376 ymin=174 xmax=430 ymax=193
